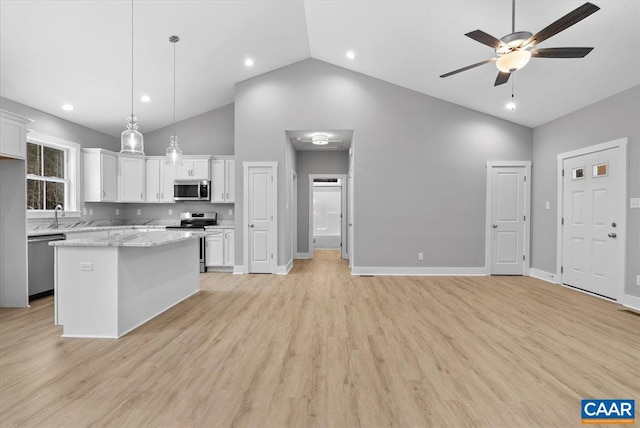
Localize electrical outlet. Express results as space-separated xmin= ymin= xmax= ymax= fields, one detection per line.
xmin=169 ymin=209 xmax=173 ymax=215
xmin=115 ymin=208 xmax=119 ymax=215
xmin=228 ymin=209 xmax=233 ymax=216
xmin=80 ymin=262 xmax=93 ymax=271
xmin=545 ymin=201 xmax=550 ymax=210
xmin=88 ymin=208 xmax=93 ymax=215
xmin=418 ymin=252 xmax=424 ymax=261
xmin=137 ymin=209 xmax=141 ymax=215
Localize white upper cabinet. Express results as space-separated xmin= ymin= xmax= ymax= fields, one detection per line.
xmin=211 ymin=158 xmax=235 ymax=203
xmin=118 ymin=155 xmax=145 ymax=202
xmin=83 ymin=149 xmax=117 ymax=202
xmin=175 ymin=156 xmax=210 ymax=180
xmin=146 ymin=157 xmax=175 ymax=203
xmin=0 ymin=110 xmax=32 ymax=160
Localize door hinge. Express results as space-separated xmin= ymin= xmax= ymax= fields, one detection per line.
xmin=523 ymin=255 xmax=525 ymax=261
xmin=340 ymin=242 xmax=342 ymax=247
xmin=524 ymin=176 xmax=526 ymax=182
xmin=561 ymin=266 xmax=564 ymax=274
xmin=562 ymin=169 xmax=565 ymax=177
xmin=271 ymin=215 xmax=273 ymax=220
xmin=523 ymin=215 xmax=526 ymax=221
xmin=271 ymin=254 xmax=273 ymax=259
xmin=561 ymin=217 xmax=564 ymax=225
xmin=271 ymin=176 xmax=273 ymax=182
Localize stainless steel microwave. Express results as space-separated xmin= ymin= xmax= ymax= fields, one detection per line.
xmin=174 ymin=180 xmax=210 ymax=201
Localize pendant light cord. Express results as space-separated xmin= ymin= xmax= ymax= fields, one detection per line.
xmin=131 ymin=0 xmax=134 ymax=120
xmin=173 ymin=40 xmax=176 ymax=134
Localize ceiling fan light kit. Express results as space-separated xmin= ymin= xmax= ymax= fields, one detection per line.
xmin=439 ymin=1 xmax=600 ymax=86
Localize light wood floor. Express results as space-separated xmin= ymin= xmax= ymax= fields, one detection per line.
xmin=1 ymin=250 xmax=638 ymax=427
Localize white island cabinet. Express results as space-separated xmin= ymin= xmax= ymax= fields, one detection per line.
xmin=51 ymin=231 xmax=200 ymax=338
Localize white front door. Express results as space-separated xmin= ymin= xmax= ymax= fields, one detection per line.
xmin=248 ymin=166 xmax=274 ymax=273
xmin=489 ymin=165 xmax=528 ymax=275
xmin=561 ymin=147 xmax=623 ymax=299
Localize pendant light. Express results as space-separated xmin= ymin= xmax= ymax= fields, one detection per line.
xmin=166 ymin=35 xmax=183 ymax=165
xmin=120 ymin=0 xmax=144 ymax=155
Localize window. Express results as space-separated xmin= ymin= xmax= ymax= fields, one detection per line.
xmin=26 ymin=132 xmax=81 ymax=217
xmin=27 ymin=142 xmax=67 ymax=210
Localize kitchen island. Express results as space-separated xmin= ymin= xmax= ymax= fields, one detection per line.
xmin=51 ymin=231 xmax=200 ymax=338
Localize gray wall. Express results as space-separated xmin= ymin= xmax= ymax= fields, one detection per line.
xmin=1 ymin=97 xmax=118 ymax=150
xmin=143 ymin=103 xmax=234 ymax=156
xmin=531 ymin=85 xmax=639 ymax=297
xmin=296 ymin=150 xmax=349 ymax=254
xmin=234 ymin=58 xmax=533 ymax=268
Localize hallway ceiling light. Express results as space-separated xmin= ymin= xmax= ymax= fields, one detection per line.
xmin=346 ymin=50 xmax=355 ymax=60
xmin=312 ymin=134 xmax=329 ymax=145
xmin=62 ymin=104 xmax=74 ymax=111
xmin=245 ymin=58 xmax=254 ymax=67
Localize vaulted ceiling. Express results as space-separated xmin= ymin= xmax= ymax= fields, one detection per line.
xmin=1 ymin=1 xmax=638 ymax=138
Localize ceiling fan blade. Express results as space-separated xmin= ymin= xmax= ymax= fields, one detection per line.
xmin=531 ymin=47 xmax=594 ymax=58
xmin=440 ymin=58 xmax=497 ymax=78
xmin=494 ymin=71 xmax=511 ymax=86
xmin=525 ymin=2 xmax=600 ymax=47
xmin=465 ymin=30 xmax=504 ymax=50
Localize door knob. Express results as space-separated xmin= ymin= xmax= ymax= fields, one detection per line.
xmin=608 ymin=233 xmax=617 ymax=238
xmin=492 ymin=224 xmax=498 ymax=228
xmin=249 ymin=224 xmax=254 ymax=228
xmin=611 ymin=222 xmax=617 ymax=228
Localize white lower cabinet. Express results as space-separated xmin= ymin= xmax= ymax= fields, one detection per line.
xmin=205 ymin=228 xmax=234 ymax=268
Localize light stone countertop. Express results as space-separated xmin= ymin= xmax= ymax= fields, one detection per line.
xmin=28 ymin=225 xmax=168 ymax=237
xmin=49 ymin=230 xmax=199 ymax=248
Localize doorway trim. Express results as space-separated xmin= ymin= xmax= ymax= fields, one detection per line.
xmin=556 ymin=138 xmax=628 ymax=302
xmin=242 ymin=162 xmax=278 ymax=274
xmin=291 ymin=169 xmax=298 ymax=262
xmin=309 ymin=174 xmax=348 ymax=259
xmin=484 ymin=161 xmax=531 ymax=275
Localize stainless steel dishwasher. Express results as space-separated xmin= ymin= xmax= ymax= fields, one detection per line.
xmin=28 ymin=233 xmax=65 ymax=299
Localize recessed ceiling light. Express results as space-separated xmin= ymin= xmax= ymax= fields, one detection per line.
xmin=245 ymin=58 xmax=254 ymax=67
xmin=62 ymin=104 xmax=74 ymax=111
xmin=346 ymin=50 xmax=355 ymax=60
xmin=506 ymin=101 xmax=517 ymax=111
xmin=140 ymin=95 xmax=151 ymax=103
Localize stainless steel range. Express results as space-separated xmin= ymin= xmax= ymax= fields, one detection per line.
xmin=166 ymin=212 xmax=217 ymax=272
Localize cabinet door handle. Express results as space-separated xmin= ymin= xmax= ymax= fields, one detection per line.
xmin=161 ymin=192 xmax=164 ymax=199
xmin=222 ymin=193 xmax=225 ymax=200
xmin=226 ymin=193 xmax=229 ymax=200
xmin=141 ymin=192 xmax=143 ymax=199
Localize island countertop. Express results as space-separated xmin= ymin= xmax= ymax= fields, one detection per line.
xmin=50 ymin=230 xmax=199 ymax=248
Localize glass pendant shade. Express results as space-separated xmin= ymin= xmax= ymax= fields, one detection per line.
xmin=496 ymin=49 xmax=531 ymax=73
xmin=121 ymin=116 xmax=144 ymax=154
xmin=166 ymin=134 xmax=183 ymax=165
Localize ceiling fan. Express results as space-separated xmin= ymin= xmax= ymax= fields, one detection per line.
xmin=440 ymin=1 xmax=600 ymax=86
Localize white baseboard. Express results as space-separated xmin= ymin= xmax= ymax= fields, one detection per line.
xmin=233 ymin=265 xmax=246 ymax=274
xmin=275 ymin=259 xmax=293 ymax=275
xmin=351 ymin=266 xmax=486 ymax=276
xmin=529 ymin=268 xmax=559 ymax=284
xmin=296 ymin=252 xmax=312 ymax=259
xmin=623 ymin=294 xmax=640 ymax=312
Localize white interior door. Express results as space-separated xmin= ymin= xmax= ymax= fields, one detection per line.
xmin=248 ymin=166 xmax=274 ymax=273
xmin=561 ymin=148 xmax=622 ymax=299
xmin=488 ymin=165 xmax=528 ymax=275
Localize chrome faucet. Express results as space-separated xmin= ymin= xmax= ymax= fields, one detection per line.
xmin=54 ymin=204 xmax=64 ymax=229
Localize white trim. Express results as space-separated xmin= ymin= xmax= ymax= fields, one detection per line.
xmin=233 ymin=265 xmax=246 ymax=274
xmin=529 ymin=268 xmax=559 ymax=284
xmin=243 ymin=162 xmax=278 ymax=274
xmin=485 ymin=161 xmax=532 ymax=276
xmin=275 ymin=259 xmax=294 ymax=275
xmin=556 ymin=138 xmax=628 ymax=302
xmin=351 ymin=267 xmax=486 ymax=276
xmin=623 ymin=294 xmax=640 ymax=312
xmin=296 ymin=252 xmax=312 ymax=259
